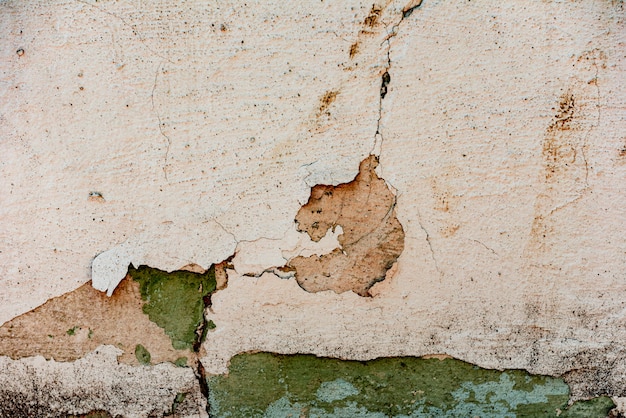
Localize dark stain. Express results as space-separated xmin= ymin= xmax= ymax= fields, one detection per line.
xmin=380 ymin=71 xmax=391 ymax=99
xmin=349 ymin=42 xmax=359 ymax=59
xmin=552 ymin=93 xmax=575 ymax=129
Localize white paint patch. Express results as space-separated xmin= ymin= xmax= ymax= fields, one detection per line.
xmin=233 ymin=225 xmax=343 ymax=276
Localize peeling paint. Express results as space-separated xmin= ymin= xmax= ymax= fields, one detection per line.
xmin=207 ymin=353 xmax=616 ymax=417
xmin=0 ymin=276 xmax=194 ymax=365
xmin=289 ymin=155 xmax=405 ymax=296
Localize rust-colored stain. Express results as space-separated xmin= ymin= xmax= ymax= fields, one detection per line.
xmin=363 ymin=5 xmax=382 ymax=28
xmin=289 ymin=155 xmax=405 ymax=296
xmin=349 ymin=42 xmax=359 ymax=59
xmin=543 ymin=93 xmax=578 ymax=180
xmin=318 ymin=90 xmax=339 ymax=116
xmin=440 ymin=224 xmax=460 ymax=238
xmin=0 ymin=276 xmax=194 ymax=366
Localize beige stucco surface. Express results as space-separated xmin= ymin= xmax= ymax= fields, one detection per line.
xmin=1 ymin=0 xmax=625 ymax=414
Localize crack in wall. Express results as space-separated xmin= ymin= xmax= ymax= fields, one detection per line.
xmin=75 ymin=0 xmax=174 ymax=64
xmin=415 ymin=207 xmax=443 ymax=278
xmin=371 ymin=0 xmax=423 ymax=158
xmin=150 ymin=62 xmax=172 ymax=183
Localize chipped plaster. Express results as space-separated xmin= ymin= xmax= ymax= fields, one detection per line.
xmin=1 ymin=0 xmax=625 ymax=415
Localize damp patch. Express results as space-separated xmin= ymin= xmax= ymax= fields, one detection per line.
xmin=206 ymin=353 xmax=616 ymax=417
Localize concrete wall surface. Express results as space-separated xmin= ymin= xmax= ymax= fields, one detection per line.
xmin=1 ymin=0 xmax=625 ymax=416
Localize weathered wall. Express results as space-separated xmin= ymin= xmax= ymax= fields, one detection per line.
xmin=1 ymin=0 xmax=625 ymax=416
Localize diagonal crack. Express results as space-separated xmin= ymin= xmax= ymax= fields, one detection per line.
xmin=415 ymin=207 xmax=443 ymax=279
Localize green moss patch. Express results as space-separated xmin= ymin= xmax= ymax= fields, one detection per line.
xmin=174 ymin=357 xmax=188 ymax=367
xmin=207 ymin=353 xmax=615 ymax=417
xmin=129 ymin=265 xmax=216 ymax=350
xmin=134 ymin=344 xmax=151 ymax=365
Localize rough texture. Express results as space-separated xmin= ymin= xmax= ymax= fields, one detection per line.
xmin=290 ymin=156 xmax=405 ymax=296
xmin=0 ymin=276 xmax=193 ymax=366
xmin=129 ymin=265 xmax=216 ymax=351
xmin=0 ymin=346 xmax=206 ymax=417
xmin=208 ymin=352 xmax=617 ymax=417
xmin=0 ymin=0 xmax=625 ymax=414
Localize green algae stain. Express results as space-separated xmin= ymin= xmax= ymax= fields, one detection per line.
xmin=171 ymin=392 xmax=187 ymax=414
xmin=207 ymin=353 xmax=616 ymax=418
xmin=174 ymin=356 xmax=188 ymax=367
xmin=135 ymin=344 xmax=151 ymax=365
xmin=561 ymin=396 xmax=616 ymax=418
xmin=128 ymin=265 xmax=216 ymax=350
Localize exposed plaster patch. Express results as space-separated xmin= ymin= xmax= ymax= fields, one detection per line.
xmin=289 ymin=155 xmax=405 ymax=296
xmin=91 ymin=220 xmax=237 ymax=296
xmin=0 ymin=275 xmax=193 ymax=366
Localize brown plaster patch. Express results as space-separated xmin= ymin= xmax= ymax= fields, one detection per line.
xmin=288 ymin=156 xmax=405 ymax=296
xmin=0 ymin=276 xmax=194 ymax=366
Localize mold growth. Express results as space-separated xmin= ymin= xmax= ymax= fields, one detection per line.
xmin=288 ymin=155 xmax=405 ymax=296
xmin=128 ymin=265 xmax=216 ymax=351
xmin=207 ymin=353 xmax=617 ymax=417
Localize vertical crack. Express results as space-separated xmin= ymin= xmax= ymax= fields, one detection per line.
xmin=151 ymin=63 xmax=172 ymax=183
xmin=581 ymin=57 xmax=602 ymax=187
xmin=195 ymin=359 xmax=212 ymax=417
xmin=371 ymin=0 xmax=423 ymax=157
